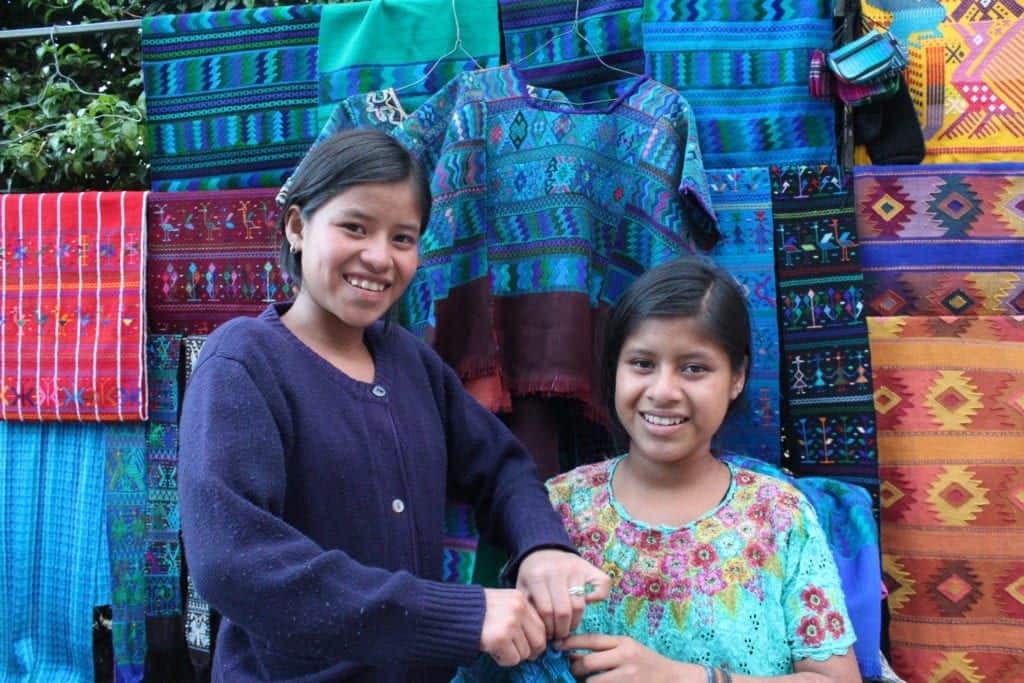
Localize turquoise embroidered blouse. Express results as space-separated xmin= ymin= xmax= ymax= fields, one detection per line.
xmin=546 ymin=458 xmax=856 ymax=675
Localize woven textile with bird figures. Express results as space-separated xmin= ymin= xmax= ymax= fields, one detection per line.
xmin=146 ymin=189 xmax=295 ymax=335
xmin=867 ymin=315 xmax=1024 ymax=683
xmin=854 ymin=164 xmax=1024 ymax=317
xmin=770 ymin=167 xmax=879 ymax=498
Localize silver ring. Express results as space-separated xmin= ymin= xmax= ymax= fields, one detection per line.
xmin=568 ymin=584 xmax=588 ymax=596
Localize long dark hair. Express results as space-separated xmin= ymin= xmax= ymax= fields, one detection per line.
xmin=600 ymin=256 xmax=752 ymax=444
xmin=277 ymin=128 xmax=432 ymax=287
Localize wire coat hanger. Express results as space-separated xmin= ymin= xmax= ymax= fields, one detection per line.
xmin=393 ymin=0 xmax=485 ymax=95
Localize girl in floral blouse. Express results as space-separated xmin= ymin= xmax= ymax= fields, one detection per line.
xmin=547 ymin=257 xmax=860 ymax=683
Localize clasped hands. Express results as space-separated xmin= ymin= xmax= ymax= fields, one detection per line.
xmin=479 ymin=548 xmax=609 ymax=667
xmin=479 ymin=549 xmax=700 ymax=681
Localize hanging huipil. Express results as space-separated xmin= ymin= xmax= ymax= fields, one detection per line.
xmin=391 ymin=65 xmax=719 ymax=416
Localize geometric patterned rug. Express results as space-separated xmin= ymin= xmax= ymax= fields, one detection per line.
xmin=867 ymin=315 xmax=1024 ymax=682
xmin=854 ymin=164 xmax=1024 ymax=317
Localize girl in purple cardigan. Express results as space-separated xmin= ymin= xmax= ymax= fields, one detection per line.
xmin=178 ymin=128 xmax=609 ymax=682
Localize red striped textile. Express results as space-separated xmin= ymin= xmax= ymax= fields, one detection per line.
xmin=0 ymin=192 xmax=148 ymax=421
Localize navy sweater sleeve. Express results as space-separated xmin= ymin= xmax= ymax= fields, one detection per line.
xmin=422 ymin=345 xmax=576 ymax=577
xmin=178 ymin=342 xmax=484 ymax=668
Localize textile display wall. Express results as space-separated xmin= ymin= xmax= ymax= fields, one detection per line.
xmin=861 ymin=0 xmax=1024 ymax=163
xmin=0 ymin=192 xmax=148 ymax=422
xmin=868 ymin=316 xmax=1024 ymax=682
xmin=854 ymin=164 xmax=1024 ymax=317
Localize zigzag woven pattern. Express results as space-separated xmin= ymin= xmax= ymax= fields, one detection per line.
xmin=643 ymin=14 xmax=835 ymax=169
xmin=706 ymin=167 xmax=782 ymax=464
xmin=317 ymin=0 xmax=500 ymax=118
xmin=867 ymin=315 xmax=1024 ymax=683
xmin=771 ymin=167 xmax=879 ymax=497
xmin=644 ymin=0 xmax=829 ymax=20
xmin=392 ymin=65 xmax=718 ymax=407
xmin=861 ymin=0 xmax=1024 ymax=162
xmin=500 ymin=0 xmax=645 ymax=92
xmin=854 ymin=164 xmax=1024 ymax=316
xmin=142 ymin=6 xmax=321 ymax=191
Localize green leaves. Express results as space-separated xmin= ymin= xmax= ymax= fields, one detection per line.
xmin=2 ymin=0 xmax=332 ymax=193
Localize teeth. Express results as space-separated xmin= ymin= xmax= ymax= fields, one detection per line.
xmin=347 ymin=277 xmax=386 ymax=292
xmin=643 ymin=414 xmax=684 ymax=426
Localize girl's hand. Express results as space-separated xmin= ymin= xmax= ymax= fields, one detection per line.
xmin=480 ymin=588 xmax=548 ymax=667
xmin=515 ymin=549 xmax=611 ymax=639
xmin=559 ymin=633 xmax=705 ymax=682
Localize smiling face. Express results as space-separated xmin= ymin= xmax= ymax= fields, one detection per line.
xmin=284 ymin=179 xmax=422 ymax=338
xmin=614 ymin=315 xmax=746 ymax=469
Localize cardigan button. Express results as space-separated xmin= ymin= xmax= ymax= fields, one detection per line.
xmin=371 ymin=385 xmax=387 ymax=398
xmin=391 ymin=498 xmax=405 ymax=514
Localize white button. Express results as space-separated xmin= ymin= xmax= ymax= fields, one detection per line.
xmin=391 ymin=498 xmax=405 ymax=513
xmin=372 ymin=385 xmax=387 ymax=398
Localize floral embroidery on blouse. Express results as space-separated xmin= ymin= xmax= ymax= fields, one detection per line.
xmin=546 ymin=458 xmax=855 ymax=675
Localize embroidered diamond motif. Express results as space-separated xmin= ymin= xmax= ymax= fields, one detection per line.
xmin=874 ymin=385 xmax=902 ymax=414
xmin=880 ymin=480 xmax=905 ymax=508
xmin=870 ymin=289 xmax=907 ymax=316
xmin=937 ymin=574 xmax=974 ymax=603
xmin=872 ymin=194 xmax=905 ymax=221
xmin=1005 ymin=575 xmax=1024 ymax=606
xmin=942 ymin=288 xmax=975 ymax=314
xmin=936 ymin=191 xmax=976 ymax=220
xmin=552 ymin=114 xmax=573 ymax=142
xmin=938 ymin=481 xmax=972 ymax=508
xmin=1009 ymin=288 xmax=1024 ymax=314
xmin=935 ymin=386 xmax=970 ymax=412
xmin=508 ymin=111 xmax=529 ymax=150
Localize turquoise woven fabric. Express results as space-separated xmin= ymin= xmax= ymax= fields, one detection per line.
xmin=706 ymin=167 xmax=781 ymax=464
xmin=105 ymin=424 xmax=149 ymax=683
xmin=145 ymin=335 xmax=183 ymax=619
xmin=500 ymin=0 xmax=645 ymax=93
xmin=142 ymin=6 xmax=322 ymax=191
xmin=642 ymin=2 xmax=836 ymax=169
xmin=317 ymin=0 xmax=500 ymax=120
xmin=0 ymin=423 xmax=110 ymax=682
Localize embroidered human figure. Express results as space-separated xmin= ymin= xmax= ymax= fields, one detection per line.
xmin=547 ymin=257 xmax=860 ymax=682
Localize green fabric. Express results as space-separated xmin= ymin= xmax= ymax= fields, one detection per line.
xmin=471 ymin=538 xmax=507 ymax=588
xmin=317 ymin=0 xmax=500 ymax=120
